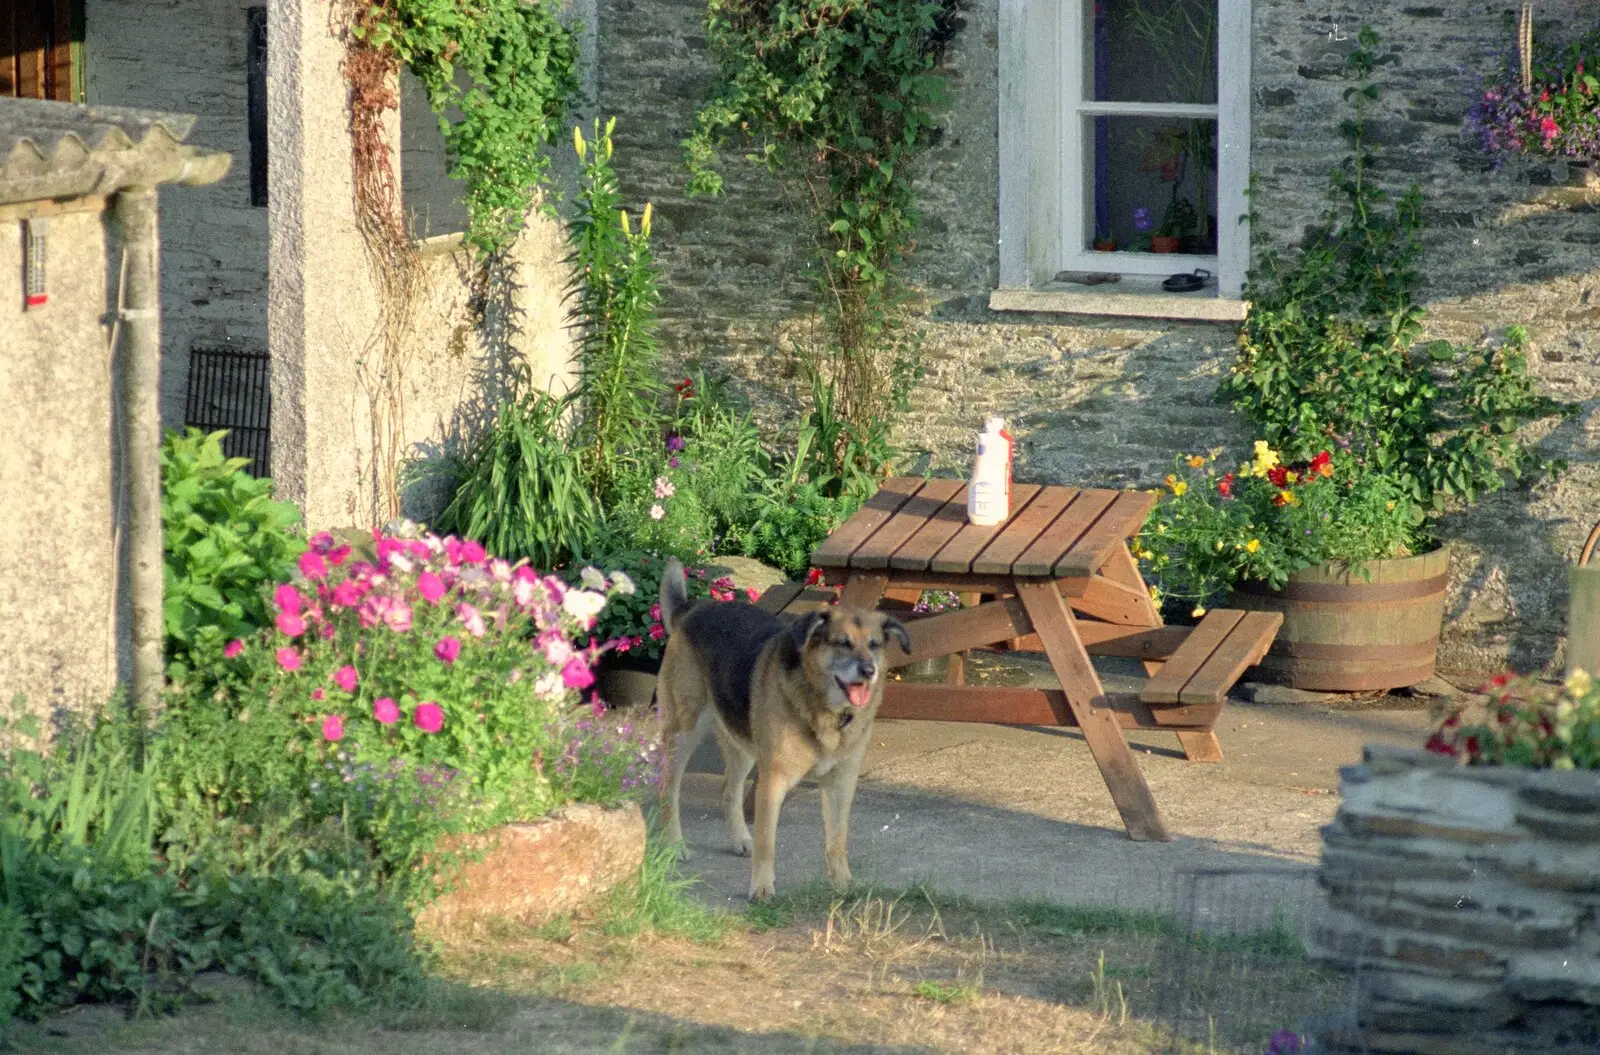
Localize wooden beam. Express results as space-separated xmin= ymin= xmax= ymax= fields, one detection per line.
xmin=879 ymin=684 xmax=1222 ymax=732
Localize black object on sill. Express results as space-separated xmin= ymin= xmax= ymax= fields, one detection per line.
xmin=1162 ymin=269 xmax=1212 ymax=293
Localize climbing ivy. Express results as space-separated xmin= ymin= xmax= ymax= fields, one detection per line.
xmin=683 ymin=0 xmax=966 ymax=456
xmin=353 ymin=0 xmax=580 ymax=257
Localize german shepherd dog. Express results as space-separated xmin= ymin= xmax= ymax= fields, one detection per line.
xmin=656 ymin=559 xmax=910 ymax=901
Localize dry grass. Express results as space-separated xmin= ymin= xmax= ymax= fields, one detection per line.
xmin=11 ymin=884 xmax=1339 ymax=1055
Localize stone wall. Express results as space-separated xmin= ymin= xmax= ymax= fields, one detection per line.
xmin=89 ymin=0 xmax=576 ymax=530
xmin=596 ymin=0 xmax=1600 ymax=677
xmin=85 ymin=0 xmax=269 ymax=428
xmin=1314 ymin=746 xmax=1600 ymax=1053
xmin=0 ymin=203 xmax=120 ymax=717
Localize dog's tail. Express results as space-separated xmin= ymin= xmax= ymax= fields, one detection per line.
xmin=659 ymin=557 xmax=691 ymax=633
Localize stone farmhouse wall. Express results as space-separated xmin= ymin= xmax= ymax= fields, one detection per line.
xmin=1315 ymin=746 xmax=1600 ymax=1053
xmin=595 ymin=0 xmax=1600 ymax=678
xmin=83 ymin=0 xmax=575 ymax=530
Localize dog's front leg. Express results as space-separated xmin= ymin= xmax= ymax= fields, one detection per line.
xmin=750 ymin=765 xmax=801 ymax=901
xmin=716 ymin=729 xmax=757 ymax=857
xmin=819 ymin=743 xmax=868 ymax=892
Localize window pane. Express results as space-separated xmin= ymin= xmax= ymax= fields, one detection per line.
xmin=1086 ymin=115 xmax=1217 ymax=255
xmin=1087 ymin=0 xmax=1217 ymax=106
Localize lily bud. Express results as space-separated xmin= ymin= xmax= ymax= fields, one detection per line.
xmin=619 ymin=209 xmax=631 ymax=235
xmin=641 ymin=201 xmax=653 ymax=237
xmin=573 ymin=125 xmax=586 ymax=160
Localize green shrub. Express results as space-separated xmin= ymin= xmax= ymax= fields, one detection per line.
xmin=1220 ymin=27 xmax=1575 ymax=522
xmin=0 ymin=904 xmax=22 ymax=1026
xmin=161 ymin=428 xmax=306 ymax=685
xmin=428 ymin=368 xmax=600 ymax=570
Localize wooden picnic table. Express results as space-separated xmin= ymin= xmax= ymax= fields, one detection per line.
xmin=756 ymin=477 xmax=1282 ymax=843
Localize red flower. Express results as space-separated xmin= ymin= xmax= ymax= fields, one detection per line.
xmin=1490 ymin=672 xmax=1512 ymax=688
xmin=1424 ymin=733 xmax=1455 ymax=757
xmin=1308 ymin=451 xmax=1334 ymax=478
xmin=1266 ymin=465 xmax=1289 ymax=488
xmin=806 ymin=568 xmax=825 ymax=586
xmin=1216 ymin=473 xmax=1234 ymax=498
xmin=673 ymin=378 xmax=696 ymax=398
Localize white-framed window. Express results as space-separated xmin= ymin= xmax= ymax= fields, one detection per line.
xmin=996 ymin=0 xmax=1251 ymax=317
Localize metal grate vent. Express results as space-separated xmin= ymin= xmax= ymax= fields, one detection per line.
xmin=183 ymin=345 xmax=272 ymax=473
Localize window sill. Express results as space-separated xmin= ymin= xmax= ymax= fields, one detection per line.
xmin=989 ymin=278 xmax=1249 ymax=323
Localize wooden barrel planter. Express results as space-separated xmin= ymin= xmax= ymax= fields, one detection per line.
xmin=594 ymin=653 xmax=660 ymax=709
xmin=1227 ymin=548 xmax=1448 ymax=692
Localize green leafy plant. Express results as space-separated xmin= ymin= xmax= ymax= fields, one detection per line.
xmin=684 ymin=0 xmax=963 ymax=452
xmin=568 ymin=119 xmax=666 ymax=504
xmin=352 ymin=0 xmax=580 ymax=256
xmin=1137 ymin=441 xmax=1416 ymax=610
xmin=1428 ymin=669 xmax=1600 ymax=770
xmin=161 ymin=428 xmax=306 ymax=685
xmin=1221 ymin=26 xmax=1577 ymax=514
xmin=574 ymin=552 xmax=755 ymax=661
xmin=430 ymin=367 xmax=599 ymax=571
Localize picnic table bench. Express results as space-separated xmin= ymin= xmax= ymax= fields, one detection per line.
xmin=756 ymin=477 xmax=1281 ymax=843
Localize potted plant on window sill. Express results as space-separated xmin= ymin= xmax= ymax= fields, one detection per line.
xmin=1092 ymin=231 xmax=1118 ymax=252
xmin=1150 ymin=196 xmax=1196 ymax=253
xmin=1209 ymin=26 xmax=1577 ymax=690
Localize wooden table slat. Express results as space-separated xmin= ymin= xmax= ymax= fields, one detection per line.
xmin=928 ymin=484 xmax=1044 ymax=574
xmin=811 ymin=476 xmax=925 ymax=568
xmin=1178 ymin=611 xmax=1283 ymax=704
xmin=1140 ymin=610 xmax=1242 ymax=705
xmin=970 ymin=487 xmax=1080 ymax=575
xmin=890 ymin=483 xmax=971 ymax=571
xmin=879 ymin=685 xmax=1222 ymax=731
xmin=1013 ymin=488 xmax=1120 ymax=577
xmin=1053 ymin=491 xmax=1158 ymax=580
xmin=851 ymin=478 xmax=965 ymax=570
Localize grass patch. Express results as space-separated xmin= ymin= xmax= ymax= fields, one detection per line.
xmin=912 ymin=979 xmax=978 ymax=1003
xmin=599 ymin=837 xmax=731 ymax=944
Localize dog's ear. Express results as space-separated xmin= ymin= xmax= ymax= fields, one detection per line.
xmin=788 ymin=610 xmax=829 ymax=655
xmin=881 ymin=616 xmax=912 ymax=656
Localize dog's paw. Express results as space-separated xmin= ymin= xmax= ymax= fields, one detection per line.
xmin=827 ymin=868 xmax=852 ymax=893
xmin=749 ymin=876 xmax=776 ymax=902
xmin=671 ymin=840 xmax=693 ymax=862
xmin=731 ymin=834 xmax=753 ymax=858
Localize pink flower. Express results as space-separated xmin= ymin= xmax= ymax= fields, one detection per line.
xmin=435 ymin=636 xmax=462 ymax=664
xmin=298 ymin=551 xmax=329 ymax=581
xmin=333 ymin=665 xmax=358 ymax=692
xmin=649 ymin=622 xmax=666 ymax=641
xmin=276 ymin=647 xmax=303 ymax=672
xmin=309 ymin=531 xmax=336 ymax=553
xmin=274 ymin=583 xmax=303 ymax=615
xmin=457 ymin=602 xmax=486 ymax=638
xmin=416 ymin=571 xmax=446 ymax=605
xmin=321 ymin=714 xmax=344 ymax=742
xmin=512 ymin=577 xmax=538 ymax=607
xmin=562 ymin=656 xmax=595 ymax=690
xmin=407 ymin=540 xmax=430 ymax=559
xmin=542 ymin=633 xmax=573 ymax=667
xmin=382 ymin=602 xmax=413 ymax=633
xmin=276 ymin=611 xmax=306 ymax=638
xmin=331 ymin=580 xmax=365 ymax=607
xmin=312 ymin=688 xmax=326 ymax=701
xmin=649 ymin=602 xmax=662 ymax=622
xmin=460 ymin=540 xmax=487 ymax=564
xmin=746 ymin=587 xmax=761 ymax=603
xmin=413 ymin=702 xmax=444 ymax=733
xmin=320 ymin=624 xmax=335 ymax=640
xmin=373 ymin=697 xmax=399 ymax=725
xmin=376 ymin=537 xmax=406 ymax=564
xmin=328 ymin=546 xmax=351 ymax=566
xmin=224 ymin=639 xmax=245 ymax=659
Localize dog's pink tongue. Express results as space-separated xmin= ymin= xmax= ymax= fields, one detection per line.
xmin=846 ymin=682 xmax=872 ymax=708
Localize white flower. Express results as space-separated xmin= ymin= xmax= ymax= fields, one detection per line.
xmin=388 ymin=553 xmax=413 ymax=574
xmin=489 ymin=559 xmax=512 ymax=583
xmin=609 ymin=571 xmax=636 ymax=596
xmin=534 ymin=671 xmax=566 ymax=701
xmin=654 ymin=475 xmax=676 ymax=499
xmin=649 ymin=503 xmax=666 ymax=521
xmin=562 ymin=589 xmax=607 ymax=624
xmin=543 ymin=636 xmax=573 ymax=667
xmin=580 ymin=566 xmax=608 ymax=591
xmin=1564 ymin=668 xmax=1593 ymax=698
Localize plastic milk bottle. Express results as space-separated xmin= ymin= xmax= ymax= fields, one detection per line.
xmin=967 ymin=417 xmax=1013 ymax=526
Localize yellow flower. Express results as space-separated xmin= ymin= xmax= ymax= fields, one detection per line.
xmin=1172 ymin=480 xmax=1188 ymax=496
xmin=1191 ymin=606 xmax=1207 ymax=619
xmin=1214 ymin=541 xmax=1224 ymax=552
xmin=1285 ymin=470 xmax=1300 ymax=484
xmin=1386 ymin=501 xmax=1396 ymax=511
xmin=1245 ymin=538 xmax=1261 ymax=553
xmin=1554 ymin=756 xmax=1577 ymax=771
xmin=1147 ymin=585 xmax=1160 ymax=601
xmin=1564 ymin=668 xmax=1593 ymax=698
xmin=1249 ymin=440 xmax=1280 ymax=478
xmin=1187 ymin=455 xmax=1206 ymax=468
xmin=1155 ymin=523 xmax=1167 ymax=534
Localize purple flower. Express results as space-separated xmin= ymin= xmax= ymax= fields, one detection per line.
xmin=666 ymin=434 xmax=685 ymax=452
xmin=1133 ymin=206 xmax=1153 ymax=232
xmin=1266 ymin=1031 xmax=1305 ymax=1055
xmin=668 ymin=456 xmax=680 ymax=468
